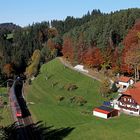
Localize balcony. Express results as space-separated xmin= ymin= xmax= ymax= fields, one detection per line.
xmin=118 ymin=104 xmax=139 ymax=112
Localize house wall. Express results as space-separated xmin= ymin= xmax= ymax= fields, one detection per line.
xmin=93 ymin=111 xmax=108 ymax=119
xmin=118 ymin=96 xmax=140 ymax=115
xmin=118 ymin=81 xmax=129 ymax=88
xmin=114 ymin=103 xmax=140 ymax=115
xmin=129 ymin=79 xmax=134 ymax=85
xmin=120 ymin=107 xmax=140 ymax=115
xmin=114 ymin=104 xmax=121 ymax=110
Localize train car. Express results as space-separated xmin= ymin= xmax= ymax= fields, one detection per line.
xmin=14 ymin=79 xmax=23 ymax=98
xmin=13 ymin=102 xmax=22 ymax=118
xmin=16 ymin=107 xmax=22 ymax=118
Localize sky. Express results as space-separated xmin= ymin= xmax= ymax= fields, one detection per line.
xmin=0 ymin=0 xmax=140 ymax=27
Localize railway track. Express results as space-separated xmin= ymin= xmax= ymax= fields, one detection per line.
xmin=9 ymin=78 xmax=42 ymax=140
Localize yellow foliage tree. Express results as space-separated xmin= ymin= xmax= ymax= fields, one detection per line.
xmin=25 ymin=49 xmax=41 ymax=78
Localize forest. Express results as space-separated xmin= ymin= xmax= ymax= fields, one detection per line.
xmin=0 ymin=8 xmax=140 ymax=83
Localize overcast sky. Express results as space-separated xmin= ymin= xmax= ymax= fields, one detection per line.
xmin=0 ymin=0 xmax=140 ymax=27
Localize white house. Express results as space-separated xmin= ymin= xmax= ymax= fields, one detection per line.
xmin=116 ymin=76 xmax=134 ymax=92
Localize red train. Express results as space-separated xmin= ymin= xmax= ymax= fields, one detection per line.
xmin=16 ymin=108 xmax=22 ymax=118
xmin=13 ymin=101 xmax=22 ymax=118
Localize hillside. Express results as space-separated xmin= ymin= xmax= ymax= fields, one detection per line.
xmin=26 ymin=58 xmax=140 ymax=140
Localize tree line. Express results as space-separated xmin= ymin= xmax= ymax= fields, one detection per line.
xmin=61 ymin=8 xmax=140 ymax=78
xmin=0 ymin=8 xmax=140 ymax=83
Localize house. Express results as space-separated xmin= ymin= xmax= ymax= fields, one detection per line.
xmin=93 ymin=106 xmax=119 ymax=119
xmin=114 ymin=82 xmax=140 ymax=115
xmin=116 ymin=76 xmax=134 ymax=92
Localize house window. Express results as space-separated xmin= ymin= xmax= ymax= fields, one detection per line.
xmin=124 ymin=98 xmax=126 ymax=101
xmin=123 ymin=85 xmax=127 ymax=88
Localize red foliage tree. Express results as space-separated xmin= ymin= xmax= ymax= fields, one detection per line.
xmin=121 ymin=21 xmax=140 ymax=74
xmin=47 ymin=39 xmax=55 ymax=51
xmin=62 ymin=36 xmax=74 ymax=62
xmin=3 ymin=63 xmax=14 ymax=78
xmin=83 ymin=47 xmax=103 ymax=68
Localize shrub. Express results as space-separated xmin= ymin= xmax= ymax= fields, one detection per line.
xmin=56 ymin=96 xmax=65 ymax=102
xmin=51 ymin=81 xmax=58 ymax=87
xmin=69 ymin=96 xmax=87 ymax=106
xmin=81 ymin=110 xmax=91 ymax=115
xmin=64 ymin=83 xmax=78 ymax=91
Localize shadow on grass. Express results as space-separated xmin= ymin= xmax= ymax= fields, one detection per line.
xmin=0 ymin=121 xmax=75 ymax=140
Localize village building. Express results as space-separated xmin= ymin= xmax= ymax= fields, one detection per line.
xmin=116 ymin=76 xmax=134 ymax=92
xmin=93 ymin=106 xmax=119 ymax=119
xmin=114 ymin=82 xmax=140 ymax=116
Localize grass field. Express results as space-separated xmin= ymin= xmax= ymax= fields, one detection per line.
xmin=27 ymin=58 xmax=140 ymax=140
xmin=0 ymin=87 xmax=12 ymax=126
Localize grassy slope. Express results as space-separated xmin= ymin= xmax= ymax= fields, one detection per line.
xmin=27 ymin=58 xmax=140 ymax=140
xmin=0 ymin=87 xmax=12 ymax=126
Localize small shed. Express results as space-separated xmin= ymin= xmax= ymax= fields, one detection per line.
xmin=93 ymin=106 xmax=119 ymax=119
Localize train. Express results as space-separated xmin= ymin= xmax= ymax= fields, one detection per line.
xmin=13 ymin=101 xmax=22 ymax=118
xmin=10 ymin=76 xmax=30 ymax=119
xmin=10 ymin=77 xmax=24 ymax=118
xmin=14 ymin=77 xmax=30 ymax=118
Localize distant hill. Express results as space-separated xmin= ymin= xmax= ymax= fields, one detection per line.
xmin=0 ymin=23 xmax=21 ymax=31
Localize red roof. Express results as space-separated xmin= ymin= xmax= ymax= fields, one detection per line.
xmin=94 ymin=108 xmax=109 ymax=114
xmin=118 ymin=76 xmax=132 ymax=83
xmin=93 ymin=106 xmax=115 ymax=114
xmin=123 ymin=87 xmax=140 ymax=104
xmin=134 ymin=82 xmax=140 ymax=88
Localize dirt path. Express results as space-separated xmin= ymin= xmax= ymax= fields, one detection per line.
xmin=58 ymin=57 xmax=102 ymax=82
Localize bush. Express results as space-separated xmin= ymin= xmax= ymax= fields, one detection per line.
xmin=69 ymin=96 xmax=87 ymax=106
xmin=56 ymin=96 xmax=65 ymax=102
xmin=81 ymin=110 xmax=91 ymax=115
xmin=64 ymin=83 xmax=78 ymax=91
xmin=51 ymin=81 xmax=58 ymax=87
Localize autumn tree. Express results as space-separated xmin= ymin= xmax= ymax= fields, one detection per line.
xmin=48 ymin=27 xmax=58 ymax=38
xmin=83 ymin=47 xmax=103 ymax=69
xmin=123 ymin=44 xmax=140 ymax=82
xmin=62 ymin=36 xmax=74 ymax=63
xmin=25 ymin=49 xmax=41 ymax=78
xmin=101 ymin=45 xmax=113 ymax=71
xmin=3 ymin=63 xmax=14 ymax=78
xmin=121 ymin=20 xmax=140 ymax=79
xmin=99 ymin=78 xmax=111 ymax=98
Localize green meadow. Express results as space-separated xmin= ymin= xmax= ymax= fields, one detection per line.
xmin=0 ymin=87 xmax=12 ymax=126
xmin=27 ymin=58 xmax=140 ymax=140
